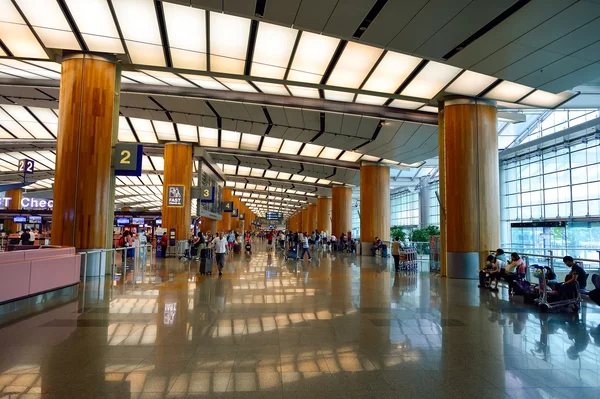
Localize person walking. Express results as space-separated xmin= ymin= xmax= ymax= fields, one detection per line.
xmin=299 ymin=233 xmax=312 ymax=261
xmin=212 ymin=231 xmax=228 ymax=277
xmin=391 ymin=236 xmax=402 ymax=272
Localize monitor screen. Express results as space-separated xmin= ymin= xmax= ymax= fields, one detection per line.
xmin=155 ymin=218 xmax=162 ymax=226
xmin=132 ymin=217 xmax=144 ymax=225
xmin=265 ymin=212 xmax=281 ymax=220
xmin=116 ymin=217 xmax=130 ymax=225
xmin=28 ymin=216 xmax=42 ymax=223
xmin=13 ymin=216 xmax=27 ymax=223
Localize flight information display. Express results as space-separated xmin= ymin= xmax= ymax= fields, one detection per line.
xmin=265 ymin=212 xmax=282 ymax=220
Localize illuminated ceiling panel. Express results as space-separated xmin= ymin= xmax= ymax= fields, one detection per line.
xmin=0 ymin=0 xmax=47 ymax=58
xmin=209 ymin=12 xmax=250 ymax=74
xmin=163 ymin=3 xmax=207 ymax=70
xmin=445 ymin=70 xmax=497 ymax=96
xmin=65 ymin=0 xmax=124 ymax=53
xmin=326 ymin=42 xmax=383 ymax=89
xmin=15 ymin=0 xmax=80 ymax=50
xmin=287 ymin=32 xmax=339 ymax=84
xmin=484 ymin=81 xmax=533 ymax=103
xmin=251 ymin=22 xmax=297 ymax=79
xmin=362 ymin=51 xmax=421 ymax=94
xmin=401 ymin=61 xmax=461 ymax=99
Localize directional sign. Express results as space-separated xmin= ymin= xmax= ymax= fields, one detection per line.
xmin=167 ymin=185 xmax=185 ymax=207
xmin=18 ymin=159 xmax=35 ymax=174
xmin=232 ymin=208 xmax=239 ymax=218
xmin=222 ymin=201 xmax=234 ymax=212
xmin=115 ymin=143 xmax=143 ymax=176
xmin=239 ymin=213 xmax=245 ymax=221
xmin=200 ymin=187 xmax=215 ymax=203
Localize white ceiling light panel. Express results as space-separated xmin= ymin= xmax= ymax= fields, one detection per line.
xmin=140 ymin=70 xmax=195 ymax=87
xmin=355 ymin=94 xmax=387 ymax=106
xmin=279 ymin=140 xmax=303 ymax=155
xmin=240 ymin=133 xmax=261 ymax=150
xmin=360 ymin=154 xmax=381 ymax=162
xmin=300 ymin=143 xmax=323 ymax=157
xmin=198 ymin=127 xmax=217 ymax=146
xmin=287 ymin=86 xmax=320 ymax=99
xmin=65 ymin=0 xmax=124 ymax=53
xmin=130 ymin=117 xmax=157 ymax=143
xmin=0 ymin=0 xmax=47 ymax=58
xmin=401 ymin=61 xmax=461 ymax=99
xmin=178 ymin=124 xmax=199 ymax=143
xmin=339 ymin=151 xmax=362 ymax=162
xmin=221 ymin=130 xmax=241 ymax=149
xmin=419 ymin=106 xmax=438 ymax=113
xmin=216 ymin=78 xmax=257 ymax=93
xmin=261 ymin=137 xmax=283 ymax=152
xmin=163 ymin=3 xmax=207 ymax=70
xmin=319 ymin=147 xmax=342 ymax=159
xmin=122 ymin=71 xmax=166 ymax=85
xmin=325 ymin=90 xmax=354 ymax=102
xmin=264 ymin=170 xmax=278 ymax=179
xmin=389 ymin=99 xmax=425 ymax=110
xmin=445 ymin=70 xmax=497 ymax=96
xmin=326 ymin=42 xmax=383 ymax=89
xmin=15 ymin=0 xmax=80 ymax=50
xmin=152 ymin=120 xmax=176 ymax=141
xmin=29 ymin=107 xmax=58 ymax=136
xmin=112 ymin=0 xmax=165 ymax=66
xmin=252 ymin=22 xmax=297 ymax=79
xmin=287 ymin=32 xmax=340 ymax=84
xmin=362 ymin=51 xmax=422 ymax=93
xmin=484 ymin=81 xmax=533 ymax=103
xmin=0 ymin=106 xmax=33 ymax=138
xmin=254 ymin=82 xmax=290 ymax=96
xmin=209 ymin=12 xmax=250 ymax=74
xmin=179 ymin=74 xmax=228 ymax=90
xmin=518 ymin=90 xmax=573 ymax=108
xmin=118 ymin=116 xmax=136 ymax=142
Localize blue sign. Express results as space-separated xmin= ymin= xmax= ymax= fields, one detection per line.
xmin=19 ymin=159 xmax=35 ymax=174
xmin=200 ymin=187 xmax=215 ymax=203
xmin=232 ymin=208 xmax=239 ymax=218
xmin=115 ymin=144 xmax=143 ymax=176
xmin=222 ymin=201 xmax=233 ymax=212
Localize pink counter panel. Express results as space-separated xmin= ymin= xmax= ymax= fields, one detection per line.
xmin=0 ymin=247 xmax=80 ymax=304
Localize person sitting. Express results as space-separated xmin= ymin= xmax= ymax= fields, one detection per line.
xmin=495 ymin=248 xmax=507 ymax=263
xmin=544 ymin=266 xmax=558 ymax=285
xmin=370 ymin=237 xmax=383 ymax=256
xmin=558 ymin=256 xmax=587 ymax=299
xmin=483 ymin=255 xmax=506 ymax=291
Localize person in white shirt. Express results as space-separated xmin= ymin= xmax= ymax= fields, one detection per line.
xmin=212 ymin=231 xmax=228 ymax=276
xmin=299 ymin=233 xmax=312 ymax=261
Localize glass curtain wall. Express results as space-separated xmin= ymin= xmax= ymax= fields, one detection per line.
xmin=390 ymin=189 xmax=419 ymax=229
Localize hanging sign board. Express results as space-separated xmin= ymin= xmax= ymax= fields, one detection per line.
xmin=239 ymin=213 xmax=245 ymax=220
xmin=115 ymin=143 xmax=143 ymax=176
xmin=200 ymin=187 xmax=215 ymax=203
xmin=18 ymin=159 xmax=35 ymax=174
xmin=222 ymin=201 xmax=233 ymax=212
xmin=167 ymin=185 xmax=185 ymax=207
xmin=232 ymin=208 xmax=239 ymax=218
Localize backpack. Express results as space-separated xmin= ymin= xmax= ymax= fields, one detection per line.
xmin=118 ymin=236 xmax=125 ymax=247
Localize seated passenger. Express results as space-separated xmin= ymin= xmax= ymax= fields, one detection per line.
xmin=483 ymin=255 xmax=506 ymax=291
xmin=370 ymin=236 xmax=383 ymax=256
xmin=558 ymin=256 xmax=587 ymax=299
xmin=495 ymin=248 xmax=507 ymax=263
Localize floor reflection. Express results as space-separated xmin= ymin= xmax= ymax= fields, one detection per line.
xmin=0 ymin=240 xmax=599 ymax=398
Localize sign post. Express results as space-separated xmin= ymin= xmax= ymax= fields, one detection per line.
xmin=222 ymin=201 xmax=233 ymax=212
xmin=167 ymin=185 xmax=185 ymax=207
xmin=115 ymin=143 xmax=143 ymax=176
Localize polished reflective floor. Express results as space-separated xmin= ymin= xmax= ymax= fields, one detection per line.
xmin=1 ymin=241 xmax=600 ymax=399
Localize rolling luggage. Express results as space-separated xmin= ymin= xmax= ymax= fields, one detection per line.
xmin=200 ymin=248 xmax=213 ymax=275
xmin=381 ymin=244 xmax=388 ymax=258
xmin=285 ymin=246 xmax=298 ymax=260
xmin=234 ymin=243 xmax=241 ymax=254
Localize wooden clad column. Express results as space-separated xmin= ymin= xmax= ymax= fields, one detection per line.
xmin=301 ymin=207 xmax=309 ymax=233
xmin=232 ymin=196 xmax=241 ymax=231
xmin=442 ymin=97 xmax=499 ymax=279
xmin=307 ymin=204 xmax=317 ymax=233
xmin=162 ymin=143 xmax=192 ymax=241
xmin=4 ymin=188 xmax=22 ymax=233
xmin=221 ymin=188 xmax=233 ymax=232
xmin=199 ymin=217 xmax=217 ymax=233
xmin=332 ymin=186 xmax=352 ymax=238
xmin=317 ymin=197 xmax=332 ymax=234
xmin=360 ymin=164 xmax=390 ymax=254
xmin=438 ymin=102 xmax=448 ymax=277
xmin=52 ymin=53 xmax=119 ymax=250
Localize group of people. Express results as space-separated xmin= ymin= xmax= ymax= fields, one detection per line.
xmin=479 ymin=249 xmax=589 ymax=300
xmin=118 ymin=230 xmax=148 ymax=261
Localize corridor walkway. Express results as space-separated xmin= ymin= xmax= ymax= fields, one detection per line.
xmin=0 ymin=242 xmax=599 ymax=398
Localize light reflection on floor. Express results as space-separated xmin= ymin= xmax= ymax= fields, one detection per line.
xmin=0 ymin=240 xmax=599 ymax=398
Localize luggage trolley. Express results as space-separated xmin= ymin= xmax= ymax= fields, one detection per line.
xmin=398 ymin=247 xmax=418 ymax=271
xmin=533 ymin=266 xmax=581 ymax=313
xmin=176 ymin=240 xmax=190 ymax=261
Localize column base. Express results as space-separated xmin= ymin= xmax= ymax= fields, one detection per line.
xmin=447 ymin=252 xmax=479 ymax=279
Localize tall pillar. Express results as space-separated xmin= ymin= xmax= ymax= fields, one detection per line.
xmin=441 ymin=97 xmax=499 ymax=279
xmin=199 ymin=217 xmax=217 ymax=234
xmin=332 ymin=186 xmax=352 ymax=237
xmin=4 ymin=188 xmax=22 ymax=233
xmin=317 ymin=197 xmax=332 ymax=235
xmin=221 ymin=188 xmax=233 ymax=232
xmin=162 ymin=143 xmax=192 ymax=241
xmin=419 ymin=177 xmax=431 ymax=228
xmin=52 ymin=53 xmax=119 ymax=251
xmin=307 ymin=204 xmax=317 ymax=234
xmin=232 ymin=196 xmax=241 ymax=231
xmin=360 ymin=164 xmax=390 ymax=254
xmin=301 ymin=207 xmax=308 ymax=233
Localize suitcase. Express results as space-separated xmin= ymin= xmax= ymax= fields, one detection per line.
xmin=381 ymin=244 xmax=388 ymax=257
xmin=234 ymin=243 xmax=241 ymax=254
xmin=285 ymin=247 xmax=298 ymax=260
xmin=200 ymin=248 xmax=213 ymax=275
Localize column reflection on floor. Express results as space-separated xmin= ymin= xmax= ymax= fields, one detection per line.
xmin=0 ymin=240 xmax=599 ymax=398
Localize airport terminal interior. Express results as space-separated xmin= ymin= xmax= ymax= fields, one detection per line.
xmin=2 ymin=0 xmax=600 ymax=398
